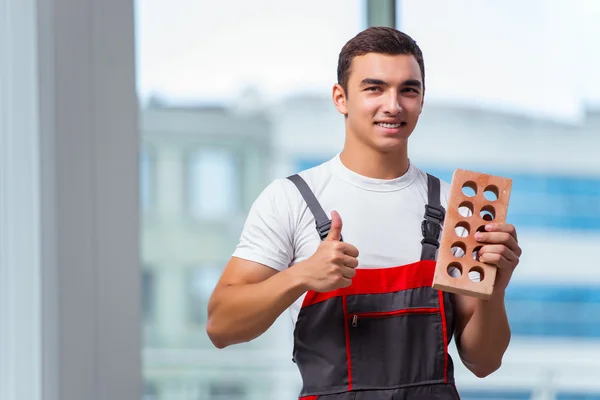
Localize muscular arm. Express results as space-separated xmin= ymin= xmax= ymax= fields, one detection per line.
xmin=206 ymin=256 xmax=306 ymax=349
xmin=440 ymin=185 xmax=518 ymax=377
xmin=453 ymin=290 xmax=511 ymax=378
xmin=207 ymin=210 xmax=357 ymax=349
xmin=453 ymin=222 xmax=521 ymax=377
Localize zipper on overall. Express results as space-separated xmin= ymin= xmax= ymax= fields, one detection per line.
xmin=351 ymin=307 xmax=439 ymax=327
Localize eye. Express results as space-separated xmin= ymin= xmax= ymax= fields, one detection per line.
xmin=365 ymin=86 xmax=381 ymax=92
xmin=401 ymin=87 xmax=419 ymax=93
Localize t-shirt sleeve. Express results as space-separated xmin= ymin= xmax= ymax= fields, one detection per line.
xmin=231 ymin=179 xmax=296 ymax=272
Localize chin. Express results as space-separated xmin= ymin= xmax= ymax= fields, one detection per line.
xmin=371 ymin=138 xmax=409 ymax=154
xmin=373 ymin=128 xmax=411 ymax=145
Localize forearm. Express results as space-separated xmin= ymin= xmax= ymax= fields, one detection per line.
xmin=458 ymin=290 xmax=511 ymax=377
xmin=206 ymin=266 xmax=306 ymax=348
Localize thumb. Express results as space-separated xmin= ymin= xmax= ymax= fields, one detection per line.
xmin=325 ymin=210 xmax=343 ymax=241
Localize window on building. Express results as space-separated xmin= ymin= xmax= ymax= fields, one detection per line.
xmin=505 ymin=284 xmax=600 ymax=338
xmin=421 ymin=167 xmax=600 ymax=232
xmin=143 ymin=380 xmax=158 ymax=400
xmin=209 ymin=381 xmax=246 ymax=400
xmin=556 ymin=393 xmax=600 ymax=400
xmin=140 ymin=147 xmax=153 ymax=212
xmin=459 ymin=391 xmax=532 ymax=400
xmin=187 ymin=265 xmax=222 ymax=325
xmin=142 ymin=267 xmax=155 ymax=324
xmin=188 ymin=149 xmax=240 ymax=220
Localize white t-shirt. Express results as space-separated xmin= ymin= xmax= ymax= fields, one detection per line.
xmin=232 ymin=154 xmax=471 ymax=326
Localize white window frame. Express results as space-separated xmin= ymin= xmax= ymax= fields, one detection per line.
xmin=0 ymin=0 xmax=140 ymax=399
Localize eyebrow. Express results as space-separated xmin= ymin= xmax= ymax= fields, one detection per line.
xmin=360 ymin=78 xmax=422 ymax=89
xmin=360 ymin=78 xmax=388 ymax=86
xmin=402 ymin=79 xmax=422 ymax=89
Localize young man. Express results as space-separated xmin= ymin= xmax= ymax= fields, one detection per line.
xmin=207 ymin=27 xmax=522 ymax=399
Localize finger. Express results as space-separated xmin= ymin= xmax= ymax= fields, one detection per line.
xmin=478 ymin=252 xmax=511 ymax=269
xmin=478 ymin=244 xmax=518 ymax=263
xmin=475 ymin=231 xmax=520 ymax=255
xmin=325 ymin=210 xmax=343 ymax=242
xmin=341 ymin=243 xmax=359 ymax=258
xmin=340 ymin=254 xmax=359 ymax=269
xmin=340 ymin=266 xmax=357 ymax=279
xmin=483 ymin=223 xmax=518 ymax=240
xmin=338 ymin=277 xmax=352 ymax=288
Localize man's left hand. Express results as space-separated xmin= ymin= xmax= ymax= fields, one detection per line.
xmin=474 ymin=223 xmax=522 ymax=293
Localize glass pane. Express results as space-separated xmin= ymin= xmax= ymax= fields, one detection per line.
xmin=209 ymin=382 xmax=246 ymax=400
xmin=136 ymin=0 xmax=600 ymax=399
xmin=142 ymin=381 xmax=159 ymax=400
xmin=142 ymin=266 xmax=155 ymax=324
xmin=140 ymin=147 xmax=153 ymax=213
xmin=188 ymin=150 xmax=239 ymax=220
xmin=186 ymin=265 xmax=221 ymax=325
xmin=136 ymin=1 xmax=363 ymax=399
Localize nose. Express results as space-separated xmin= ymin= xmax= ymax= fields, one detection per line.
xmin=382 ymin=90 xmax=401 ymax=115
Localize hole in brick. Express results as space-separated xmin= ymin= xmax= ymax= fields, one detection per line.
xmin=451 ymin=242 xmax=466 ymax=258
xmin=454 ymin=221 xmax=470 ymax=237
xmin=472 ymin=246 xmax=482 ymax=261
xmin=462 ymin=181 xmax=477 ymax=197
xmin=484 ymin=185 xmax=499 ymax=201
xmin=476 ymin=225 xmax=487 ymax=234
xmin=480 ymin=205 xmax=496 ymax=221
xmin=458 ymin=201 xmax=474 ymax=217
xmin=469 ymin=266 xmax=484 ymax=282
xmin=447 ymin=262 xmax=462 ymax=278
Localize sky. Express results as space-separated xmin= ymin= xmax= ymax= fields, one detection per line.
xmin=135 ymin=0 xmax=600 ymax=124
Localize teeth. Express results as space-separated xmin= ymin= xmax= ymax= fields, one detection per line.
xmin=377 ymin=122 xmax=402 ymax=128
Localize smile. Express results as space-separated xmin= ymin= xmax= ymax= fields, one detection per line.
xmin=376 ymin=122 xmax=406 ymax=128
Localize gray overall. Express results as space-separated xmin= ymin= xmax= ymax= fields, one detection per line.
xmin=286 ymin=173 xmax=461 ymax=400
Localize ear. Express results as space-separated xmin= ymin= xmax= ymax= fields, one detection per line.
xmin=332 ymin=84 xmax=348 ymax=116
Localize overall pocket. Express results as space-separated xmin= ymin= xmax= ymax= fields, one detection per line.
xmin=348 ymin=306 xmax=445 ymax=390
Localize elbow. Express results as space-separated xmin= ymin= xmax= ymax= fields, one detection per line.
xmin=460 ymin=350 xmax=503 ymax=378
xmin=205 ymin=300 xmax=234 ymax=349
xmin=206 ymin=315 xmax=257 ymax=349
xmin=206 ymin=319 xmax=230 ymax=349
xmin=471 ymin=338 xmax=510 ymax=378
xmin=471 ymin=361 xmax=502 ymax=378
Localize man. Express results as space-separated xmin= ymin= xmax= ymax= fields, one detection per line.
xmin=207 ymin=27 xmax=522 ymax=399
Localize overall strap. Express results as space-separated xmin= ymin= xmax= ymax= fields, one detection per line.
xmin=421 ymin=174 xmax=446 ymax=261
xmin=287 ymin=174 xmax=334 ymax=241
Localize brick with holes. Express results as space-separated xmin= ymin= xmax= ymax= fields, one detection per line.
xmin=432 ymin=169 xmax=512 ymax=300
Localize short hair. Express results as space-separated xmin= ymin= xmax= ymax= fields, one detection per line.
xmin=337 ymin=27 xmax=425 ymax=95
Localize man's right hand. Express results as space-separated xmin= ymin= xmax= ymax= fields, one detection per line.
xmin=293 ymin=210 xmax=360 ymax=292
xmin=207 ymin=210 xmax=358 ymax=348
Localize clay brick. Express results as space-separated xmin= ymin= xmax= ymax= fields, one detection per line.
xmin=432 ymin=169 xmax=512 ymax=300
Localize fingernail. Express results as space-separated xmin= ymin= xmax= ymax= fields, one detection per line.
xmin=475 ymin=232 xmax=482 ymax=240
xmin=485 ymin=224 xmax=492 ymax=231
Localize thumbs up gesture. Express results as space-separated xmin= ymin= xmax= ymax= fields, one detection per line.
xmin=296 ymin=211 xmax=360 ymax=292
xmin=325 ymin=210 xmax=344 ymax=242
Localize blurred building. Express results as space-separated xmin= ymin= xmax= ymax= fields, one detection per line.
xmin=140 ymin=102 xmax=302 ymax=400
xmin=140 ymin=94 xmax=600 ymax=400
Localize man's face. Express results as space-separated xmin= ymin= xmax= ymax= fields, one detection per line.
xmin=333 ymin=53 xmax=424 ymax=153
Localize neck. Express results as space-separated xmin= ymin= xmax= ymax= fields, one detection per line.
xmin=339 ymin=140 xmax=410 ymax=180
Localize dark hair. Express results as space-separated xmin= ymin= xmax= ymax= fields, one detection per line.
xmin=337 ymin=27 xmax=425 ymax=95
